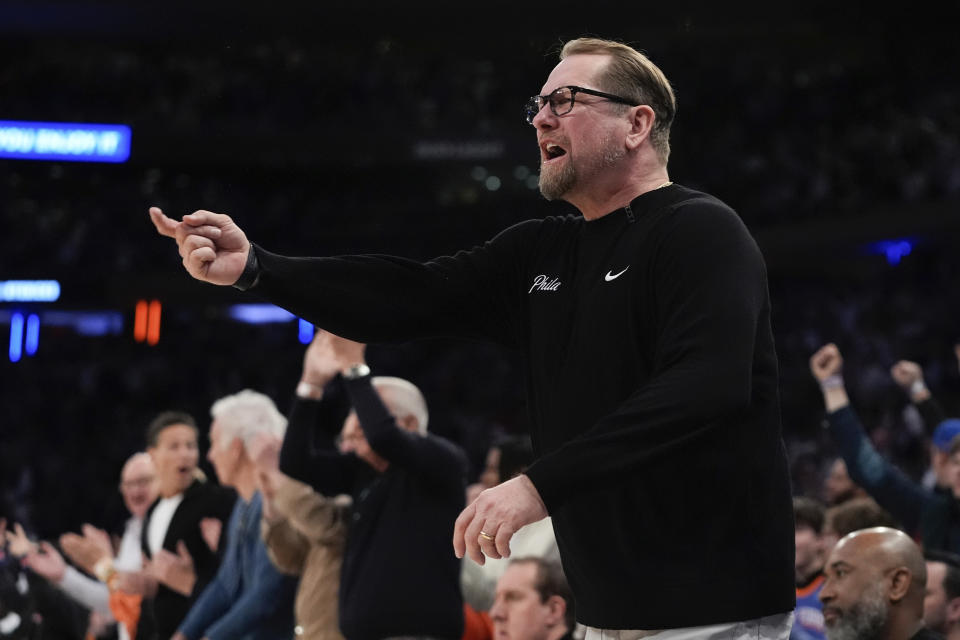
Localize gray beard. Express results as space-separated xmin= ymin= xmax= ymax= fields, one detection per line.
xmin=538 ymin=136 xmax=626 ymax=202
xmin=825 ymin=582 xmax=889 ymax=640
xmin=538 ymin=156 xmax=576 ymax=201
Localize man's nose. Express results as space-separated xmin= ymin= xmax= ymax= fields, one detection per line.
xmin=531 ymin=102 xmax=555 ymax=130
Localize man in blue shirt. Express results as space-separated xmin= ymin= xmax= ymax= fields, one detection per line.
xmin=173 ymin=390 xmax=296 ymax=640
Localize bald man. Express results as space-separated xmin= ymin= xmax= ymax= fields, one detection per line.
xmin=819 ymin=527 xmax=940 ymax=640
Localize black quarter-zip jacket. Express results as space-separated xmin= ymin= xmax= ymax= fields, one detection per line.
xmin=250 ymin=183 xmax=795 ymax=628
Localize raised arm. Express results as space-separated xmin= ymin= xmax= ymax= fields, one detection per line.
xmin=890 ymin=360 xmax=947 ymax=431
xmin=810 ymin=343 xmax=930 ymax=532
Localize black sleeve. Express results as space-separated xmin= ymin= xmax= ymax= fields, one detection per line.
xmin=343 ymin=376 xmax=467 ymax=492
xmin=248 ymin=219 xmax=541 ymax=347
xmin=279 ymin=394 xmax=357 ymax=496
xmin=190 ymin=485 xmax=237 ymax=595
xmin=917 ymin=396 xmax=948 ymax=434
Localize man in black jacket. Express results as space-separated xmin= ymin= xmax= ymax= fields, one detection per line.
xmin=279 ymin=331 xmax=466 ymax=639
xmin=149 ymin=36 xmax=795 ymax=635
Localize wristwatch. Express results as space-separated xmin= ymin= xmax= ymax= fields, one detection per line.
xmin=342 ymin=363 xmax=371 ymax=380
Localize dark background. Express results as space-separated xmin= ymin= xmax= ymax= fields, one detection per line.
xmin=2 ymin=0 xmax=960 ymax=537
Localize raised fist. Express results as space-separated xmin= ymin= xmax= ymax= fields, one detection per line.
xmin=810 ymin=343 xmax=843 ymax=382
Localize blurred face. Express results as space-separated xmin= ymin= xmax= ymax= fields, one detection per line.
xmin=924 ymin=561 xmax=948 ymax=634
xmin=819 ymin=539 xmax=890 ymax=640
xmin=119 ymin=455 xmax=157 ymax=519
xmin=339 ymin=413 xmax=387 ymax=472
xmin=821 ymin=518 xmax=840 ymax=558
xmin=149 ymin=424 xmax=199 ymax=497
xmin=945 ymin=452 xmax=960 ymax=499
xmin=824 ymin=459 xmax=859 ymax=505
xmin=795 ymin=524 xmax=824 ymax=581
xmin=207 ymin=419 xmax=241 ymax=488
xmin=490 ymin=563 xmax=564 ymax=640
xmin=532 ymin=54 xmax=628 ymax=203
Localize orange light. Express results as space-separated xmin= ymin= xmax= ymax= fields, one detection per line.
xmin=134 ymin=300 xmax=148 ymax=342
xmin=146 ymin=300 xmax=162 ymax=346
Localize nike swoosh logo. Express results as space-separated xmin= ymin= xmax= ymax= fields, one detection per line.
xmin=604 ymin=266 xmax=629 ymax=282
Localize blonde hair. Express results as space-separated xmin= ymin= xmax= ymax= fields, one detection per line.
xmin=561 ymin=38 xmax=676 ymax=164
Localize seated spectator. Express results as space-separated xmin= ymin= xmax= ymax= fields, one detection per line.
xmin=134 ymin=412 xmax=237 ymax=640
xmin=462 ymin=436 xmax=559 ymax=612
xmin=254 ymin=429 xmax=349 ymax=640
xmin=2 ymin=519 xmax=91 ymax=640
xmin=822 ymin=498 xmax=900 ymax=553
xmin=29 ymin=451 xmax=157 ymax=640
xmin=820 ymin=527 xmax=936 ymax=640
xmin=810 ymin=343 xmax=960 ymax=555
xmin=793 ymin=497 xmax=827 ymax=640
xmin=489 ymin=557 xmax=574 ymax=640
xmin=173 ymin=390 xmax=297 ymax=640
xmin=824 ymin=459 xmax=868 ymax=506
xmin=279 ymin=331 xmax=467 ymax=639
xmin=923 ymin=550 xmax=960 ymax=638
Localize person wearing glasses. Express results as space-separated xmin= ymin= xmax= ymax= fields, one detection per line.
xmin=150 ymin=36 xmax=794 ymax=638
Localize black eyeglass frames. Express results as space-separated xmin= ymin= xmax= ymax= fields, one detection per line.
xmin=524 ymin=85 xmax=638 ymax=124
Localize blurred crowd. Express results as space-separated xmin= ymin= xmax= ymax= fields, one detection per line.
xmin=4 ymin=19 xmax=960 ymax=640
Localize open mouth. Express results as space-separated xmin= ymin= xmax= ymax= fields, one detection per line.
xmin=542 ymin=142 xmax=567 ymax=162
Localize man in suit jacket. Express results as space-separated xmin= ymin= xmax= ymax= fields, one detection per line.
xmin=115 ymin=411 xmax=236 ymax=640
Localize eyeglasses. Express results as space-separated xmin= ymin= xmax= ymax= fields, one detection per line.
xmin=119 ymin=476 xmax=155 ymax=491
xmin=524 ymin=85 xmax=638 ymax=125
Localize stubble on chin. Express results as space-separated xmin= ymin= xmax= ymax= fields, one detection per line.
xmin=538 ymin=158 xmax=575 ymax=201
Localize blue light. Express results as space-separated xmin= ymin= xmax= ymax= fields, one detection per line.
xmin=0 ymin=280 xmax=60 ymax=302
xmin=42 ymin=311 xmax=124 ymax=336
xmin=228 ymin=304 xmax=296 ymax=324
xmin=24 ymin=314 xmax=39 ymax=356
xmin=9 ymin=313 xmax=24 ymax=362
xmin=866 ymin=238 xmax=915 ymax=266
xmin=298 ymin=319 xmax=314 ymax=344
xmin=0 ymin=120 xmax=131 ymax=163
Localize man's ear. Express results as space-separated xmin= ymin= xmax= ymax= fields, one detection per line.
xmin=545 ymin=594 xmax=567 ymax=626
xmin=398 ymin=414 xmax=420 ymax=434
xmin=946 ymin=596 xmax=960 ymax=624
xmin=887 ymin=567 xmax=912 ymax=603
xmin=625 ymin=105 xmax=656 ymax=151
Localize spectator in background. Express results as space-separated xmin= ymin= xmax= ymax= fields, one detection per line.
xmin=490 ymin=557 xmax=575 ymax=640
xmin=822 ymin=498 xmax=900 ymax=553
xmin=810 ymin=343 xmax=960 ymax=555
xmin=819 ymin=527 xmax=935 ymax=640
xmin=462 ymin=436 xmax=559 ymax=612
xmin=824 ymin=459 xmax=868 ymax=506
xmin=279 ymin=331 xmax=467 ymax=639
xmin=133 ymin=412 xmax=236 ymax=640
xmin=890 ymin=359 xmax=960 ymax=493
xmin=255 ymin=428 xmax=349 ymax=640
xmin=173 ymin=390 xmax=297 ymax=640
xmin=28 ymin=451 xmax=158 ymax=640
xmin=923 ymin=550 xmax=960 ymax=638
xmin=793 ymin=497 xmax=827 ymax=640
xmin=2 ymin=519 xmax=91 ymax=640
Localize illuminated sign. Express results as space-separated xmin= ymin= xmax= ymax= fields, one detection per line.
xmin=0 ymin=280 xmax=61 ymax=302
xmin=0 ymin=120 xmax=131 ymax=163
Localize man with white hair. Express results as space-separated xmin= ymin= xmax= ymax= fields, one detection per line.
xmin=279 ymin=330 xmax=467 ymax=639
xmin=172 ymin=390 xmax=297 ymax=640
